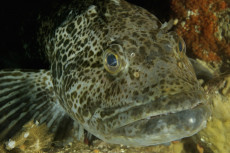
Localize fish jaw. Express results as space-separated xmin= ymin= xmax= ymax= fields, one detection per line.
xmin=86 ymin=90 xmax=211 ymax=146
xmin=104 ymin=104 xmax=209 ymax=146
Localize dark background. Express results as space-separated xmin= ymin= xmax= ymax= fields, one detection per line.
xmin=0 ymin=0 xmax=170 ymax=69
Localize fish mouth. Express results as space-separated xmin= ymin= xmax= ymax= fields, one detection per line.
xmin=97 ymin=90 xmax=211 ymax=146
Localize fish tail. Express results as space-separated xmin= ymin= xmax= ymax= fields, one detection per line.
xmin=0 ymin=69 xmax=83 ymax=142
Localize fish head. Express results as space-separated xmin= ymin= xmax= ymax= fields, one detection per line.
xmin=52 ymin=0 xmax=211 ymax=146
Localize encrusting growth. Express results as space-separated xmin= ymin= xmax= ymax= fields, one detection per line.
xmin=171 ymin=0 xmax=230 ymax=62
xmin=4 ymin=121 xmax=53 ymax=153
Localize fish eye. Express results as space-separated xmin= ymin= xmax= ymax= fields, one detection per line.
xmin=103 ymin=49 xmax=122 ymax=74
xmin=107 ymin=54 xmax=117 ymax=66
xmin=177 ymin=37 xmax=186 ymax=52
xmin=178 ymin=41 xmax=183 ymax=51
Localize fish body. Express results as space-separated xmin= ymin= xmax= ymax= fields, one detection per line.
xmin=0 ymin=0 xmax=210 ymax=146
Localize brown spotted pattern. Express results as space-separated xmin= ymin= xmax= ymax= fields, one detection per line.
xmin=44 ymin=0 xmax=210 ymax=146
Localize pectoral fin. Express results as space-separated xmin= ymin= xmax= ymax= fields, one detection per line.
xmin=0 ymin=69 xmax=83 ymax=143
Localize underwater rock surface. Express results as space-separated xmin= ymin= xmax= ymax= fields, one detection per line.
xmin=195 ymin=74 xmax=230 ymax=153
xmin=171 ymin=0 xmax=230 ymax=62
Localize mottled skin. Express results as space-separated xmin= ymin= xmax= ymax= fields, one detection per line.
xmin=42 ymin=0 xmax=210 ymax=146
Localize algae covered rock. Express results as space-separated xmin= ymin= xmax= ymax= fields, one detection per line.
xmin=195 ymin=75 xmax=230 ymax=153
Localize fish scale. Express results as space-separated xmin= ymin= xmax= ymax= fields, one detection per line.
xmin=0 ymin=0 xmax=210 ymax=146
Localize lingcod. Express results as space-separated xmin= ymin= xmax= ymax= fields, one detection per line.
xmin=0 ymin=0 xmax=210 ymax=146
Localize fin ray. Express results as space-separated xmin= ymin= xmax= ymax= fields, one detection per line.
xmin=0 ymin=70 xmax=66 ymax=141
xmin=0 ymin=82 xmax=28 ymax=97
xmin=0 ymin=69 xmax=84 ymax=144
xmin=0 ymin=87 xmax=31 ymax=110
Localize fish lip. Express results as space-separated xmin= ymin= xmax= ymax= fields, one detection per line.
xmin=141 ymin=92 xmax=207 ymax=121
xmin=142 ymin=102 xmax=206 ymax=121
xmin=138 ymin=89 xmax=208 ymax=119
xmin=109 ymin=103 xmax=211 ymax=146
xmin=91 ymin=90 xmax=211 ymax=146
xmin=100 ymin=90 xmax=209 ymax=131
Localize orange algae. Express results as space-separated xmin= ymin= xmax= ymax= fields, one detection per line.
xmin=171 ymin=0 xmax=229 ymax=62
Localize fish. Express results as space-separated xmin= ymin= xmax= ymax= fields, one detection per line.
xmin=0 ymin=0 xmax=211 ymax=146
